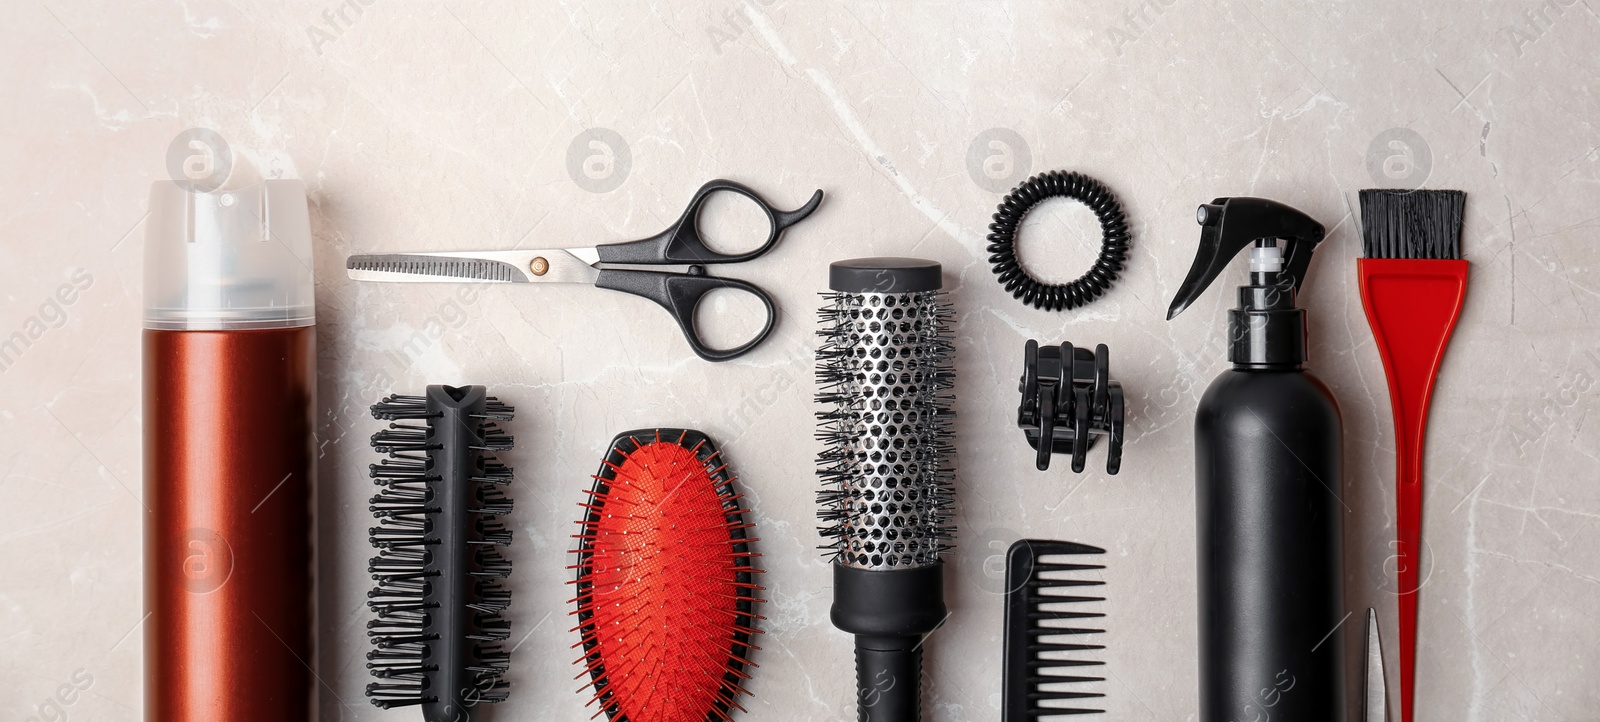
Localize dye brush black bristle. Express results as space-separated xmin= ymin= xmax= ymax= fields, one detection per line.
xmin=366 ymin=385 xmax=515 ymax=721
xmin=1358 ymin=189 xmax=1465 ymax=260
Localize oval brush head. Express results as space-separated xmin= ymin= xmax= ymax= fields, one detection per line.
xmin=570 ymin=429 xmax=764 ymax=722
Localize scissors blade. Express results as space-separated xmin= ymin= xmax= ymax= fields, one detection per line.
xmin=1364 ymin=608 xmax=1388 ymax=722
xmin=346 ymin=250 xmax=599 ymax=284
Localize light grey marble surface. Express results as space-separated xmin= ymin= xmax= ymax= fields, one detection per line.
xmin=3 ymin=2 xmax=1598 ymax=720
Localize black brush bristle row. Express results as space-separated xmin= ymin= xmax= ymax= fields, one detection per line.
xmin=815 ymin=290 xmax=955 ymax=570
xmin=1358 ymin=189 xmax=1466 ymax=260
xmin=1003 ymin=540 xmax=1107 ymax=719
xmin=366 ymin=386 xmax=514 ymax=720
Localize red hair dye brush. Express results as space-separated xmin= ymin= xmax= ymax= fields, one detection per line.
xmin=1358 ymin=189 xmax=1468 ymax=722
xmin=570 ymin=429 xmax=764 ymax=722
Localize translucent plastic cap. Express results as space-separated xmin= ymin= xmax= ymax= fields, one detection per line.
xmin=144 ymin=180 xmax=316 ymax=330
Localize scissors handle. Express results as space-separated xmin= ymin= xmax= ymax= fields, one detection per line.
xmin=595 ymin=268 xmax=776 ymax=362
xmin=596 ymin=179 xmax=824 ymax=265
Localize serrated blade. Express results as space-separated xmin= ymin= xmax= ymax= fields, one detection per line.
xmin=346 ymin=250 xmax=600 ymax=284
xmin=346 ymin=253 xmax=530 ymax=283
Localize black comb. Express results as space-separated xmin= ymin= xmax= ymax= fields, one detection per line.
xmin=1003 ymin=539 xmax=1107 ymax=719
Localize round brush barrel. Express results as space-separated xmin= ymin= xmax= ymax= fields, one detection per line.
xmin=816 ymin=258 xmax=954 ymax=722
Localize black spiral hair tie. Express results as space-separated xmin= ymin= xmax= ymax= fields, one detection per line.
xmin=986 ymin=170 xmax=1131 ymax=311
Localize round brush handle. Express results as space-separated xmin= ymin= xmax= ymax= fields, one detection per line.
xmin=832 ymin=564 xmax=945 ymax=722
xmin=855 ymin=638 xmax=922 ymax=722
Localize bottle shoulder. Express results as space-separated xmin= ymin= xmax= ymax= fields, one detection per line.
xmin=1197 ymin=369 xmax=1341 ymax=425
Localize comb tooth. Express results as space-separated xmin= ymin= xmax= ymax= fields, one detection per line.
xmin=1021 ymin=541 xmax=1107 ymax=556
xmin=1027 ymin=597 xmax=1104 ymax=610
xmin=1032 ymin=562 xmax=1106 ymax=572
xmin=1029 ymin=674 xmax=1104 ymax=685
xmin=1031 ymin=642 xmax=1106 ymax=653
xmin=1029 ymin=626 xmax=1105 ymax=636
xmin=1031 ymin=579 xmax=1105 ymax=589
xmin=1030 ymin=689 xmax=1106 ymax=701
xmin=1025 ymin=707 xmax=1105 ymax=718
xmin=1030 ymin=614 xmax=1107 ymax=624
xmin=1027 ymin=657 xmax=1106 ymax=669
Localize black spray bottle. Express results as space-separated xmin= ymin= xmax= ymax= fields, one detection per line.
xmin=1167 ymin=198 xmax=1345 ymax=721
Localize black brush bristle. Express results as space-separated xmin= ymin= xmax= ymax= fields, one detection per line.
xmin=1358 ymin=189 xmax=1466 ymax=260
xmin=366 ymin=385 xmax=514 ymax=721
xmin=1003 ymin=539 xmax=1107 ymax=719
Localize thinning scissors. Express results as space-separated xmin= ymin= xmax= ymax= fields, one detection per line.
xmin=347 ymin=179 xmax=823 ymax=362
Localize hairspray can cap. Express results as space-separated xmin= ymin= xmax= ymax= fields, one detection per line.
xmin=144 ymin=180 xmax=315 ymax=330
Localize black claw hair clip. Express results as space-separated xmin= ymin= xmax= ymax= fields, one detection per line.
xmin=1017 ymin=340 xmax=1124 ymax=474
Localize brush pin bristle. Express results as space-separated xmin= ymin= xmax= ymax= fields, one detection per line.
xmin=1358 ymin=189 xmax=1466 ymax=260
xmin=365 ymin=385 xmax=515 ymax=720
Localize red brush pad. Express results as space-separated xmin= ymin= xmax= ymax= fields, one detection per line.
xmin=573 ymin=435 xmax=759 ymax=722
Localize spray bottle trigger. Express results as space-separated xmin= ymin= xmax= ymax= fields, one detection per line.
xmin=1166 ymin=197 xmax=1327 ymax=320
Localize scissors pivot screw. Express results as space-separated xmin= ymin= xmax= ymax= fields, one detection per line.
xmin=529 ymin=256 xmax=550 ymax=276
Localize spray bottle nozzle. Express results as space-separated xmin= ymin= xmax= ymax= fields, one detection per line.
xmin=1166 ymin=197 xmax=1326 ymax=320
xmin=1250 ymin=243 xmax=1285 ymax=274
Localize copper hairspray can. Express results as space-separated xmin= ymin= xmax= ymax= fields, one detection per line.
xmin=142 ymin=180 xmax=317 ymax=721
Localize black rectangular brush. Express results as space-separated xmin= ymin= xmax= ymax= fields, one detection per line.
xmin=365 ymin=385 xmax=516 ymax=721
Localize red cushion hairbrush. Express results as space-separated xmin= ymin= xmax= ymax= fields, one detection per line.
xmin=570 ymin=429 xmax=764 ymax=722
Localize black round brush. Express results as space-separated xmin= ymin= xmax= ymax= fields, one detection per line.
xmin=365 ymin=385 xmax=515 ymax=721
xmin=816 ymin=258 xmax=955 ymax=722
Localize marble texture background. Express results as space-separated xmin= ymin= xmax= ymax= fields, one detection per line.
xmin=3 ymin=1 xmax=1598 ymax=720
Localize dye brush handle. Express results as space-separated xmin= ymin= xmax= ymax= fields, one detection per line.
xmin=1358 ymin=257 xmax=1468 ymax=722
